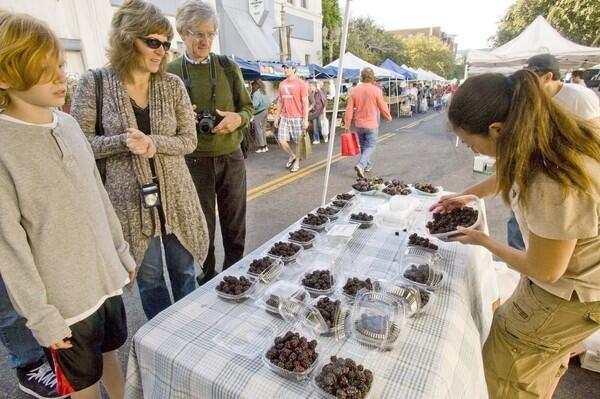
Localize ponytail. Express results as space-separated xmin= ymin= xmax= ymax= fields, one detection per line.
xmin=449 ymin=70 xmax=600 ymax=209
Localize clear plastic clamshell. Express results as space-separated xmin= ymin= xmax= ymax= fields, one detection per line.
xmin=311 ymin=357 xmax=374 ymax=399
xmin=286 ymin=228 xmax=319 ymax=249
xmin=399 ymin=254 xmax=444 ymax=291
xmin=316 ymin=204 xmax=342 ymax=221
xmin=212 ymin=312 xmax=276 ymax=357
xmin=300 ymin=213 xmax=331 ymax=232
xmin=373 ymin=280 xmax=426 ymax=317
xmin=263 ymin=299 xmax=327 ymax=381
xmin=258 ymin=281 xmax=310 ymax=316
xmin=246 ymin=256 xmax=284 ymax=284
xmin=298 ymin=260 xmax=341 ymax=297
xmin=214 ymin=275 xmax=258 ymax=302
xmin=426 ymin=195 xmax=483 ymax=242
xmin=342 ymin=289 xmax=405 ymax=351
xmin=340 ymin=274 xmax=377 ymax=303
xmin=266 ymin=241 xmax=304 ymax=264
xmin=310 ymin=295 xmax=349 ymax=336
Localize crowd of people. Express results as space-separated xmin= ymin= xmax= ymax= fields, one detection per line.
xmin=0 ymin=0 xmax=599 ymax=399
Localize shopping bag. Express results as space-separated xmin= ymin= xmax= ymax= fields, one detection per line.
xmin=341 ymin=131 xmax=360 ymax=156
xmin=300 ymin=132 xmax=312 ymax=160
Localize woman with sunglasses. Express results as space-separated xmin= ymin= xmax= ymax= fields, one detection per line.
xmin=72 ymin=0 xmax=208 ymax=320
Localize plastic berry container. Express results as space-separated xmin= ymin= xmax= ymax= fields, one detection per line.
xmin=310 ymin=295 xmax=349 ymax=337
xmin=263 ymin=299 xmax=328 ymax=381
xmin=398 ymin=254 xmax=444 ymax=291
xmin=259 ymin=281 xmax=310 ymax=316
xmin=340 ymin=275 xmax=377 ymax=303
xmin=266 ymin=242 xmax=304 ymax=264
xmin=299 ymin=263 xmax=339 ymax=297
xmin=426 ymin=195 xmax=483 ymax=242
xmin=316 ymin=204 xmax=342 ymax=221
xmin=300 ymin=214 xmax=331 ymax=232
xmin=348 ymin=213 xmax=375 ymax=229
xmin=311 ymin=358 xmax=374 ymax=399
xmin=287 ymin=229 xmax=319 ymax=250
xmin=214 ymin=275 xmax=258 ymax=302
xmin=246 ymin=256 xmax=284 ymax=283
xmin=412 ymin=182 xmax=444 ymax=197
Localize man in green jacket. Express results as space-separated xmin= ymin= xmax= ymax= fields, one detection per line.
xmin=168 ymin=0 xmax=253 ymax=285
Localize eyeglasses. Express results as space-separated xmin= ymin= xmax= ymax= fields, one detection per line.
xmin=140 ymin=37 xmax=171 ymax=51
xmin=186 ymin=30 xmax=217 ymax=41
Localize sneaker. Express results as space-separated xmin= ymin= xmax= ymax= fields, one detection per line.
xmin=354 ymin=165 xmax=365 ymax=178
xmin=364 ymin=167 xmax=372 ymax=173
xmin=17 ymin=360 xmax=68 ymax=398
xmin=312 ymin=140 xmax=320 ymax=144
xmin=263 ymin=146 xmax=269 ymax=152
xmin=255 ymin=148 xmax=263 ymax=153
xmin=324 ymin=137 xmax=328 ymax=143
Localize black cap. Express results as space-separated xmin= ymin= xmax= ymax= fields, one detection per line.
xmin=282 ymin=64 xmax=296 ymax=70
xmin=526 ymin=53 xmax=560 ymax=80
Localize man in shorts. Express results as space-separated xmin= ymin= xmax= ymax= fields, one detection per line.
xmin=274 ymin=64 xmax=309 ymax=173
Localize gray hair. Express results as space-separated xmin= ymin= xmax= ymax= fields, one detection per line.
xmin=176 ymin=0 xmax=218 ymax=34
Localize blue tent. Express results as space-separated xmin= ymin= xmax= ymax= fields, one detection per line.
xmin=308 ymin=64 xmax=336 ymax=79
xmin=379 ymin=59 xmax=417 ymax=80
xmin=323 ymin=65 xmax=360 ymax=79
xmin=233 ymin=56 xmax=262 ymax=80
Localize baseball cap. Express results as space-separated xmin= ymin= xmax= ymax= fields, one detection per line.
xmin=282 ymin=64 xmax=296 ymax=70
xmin=526 ymin=53 xmax=560 ymax=80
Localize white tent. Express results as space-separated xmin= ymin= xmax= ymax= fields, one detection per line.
xmin=326 ymin=52 xmax=405 ymax=79
xmin=401 ymin=64 xmax=445 ymax=81
xmin=467 ymin=16 xmax=600 ymax=69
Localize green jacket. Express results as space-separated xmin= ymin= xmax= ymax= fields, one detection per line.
xmin=167 ymin=56 xmax=254 ymax=157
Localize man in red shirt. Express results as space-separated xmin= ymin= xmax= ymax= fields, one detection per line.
xmin=344 ymin=67 xmax=392 ymax=177
xmin=274 ymin=64 xmax=309 ymax=173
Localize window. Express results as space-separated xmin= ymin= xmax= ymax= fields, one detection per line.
xmin=301 ymin=0 xmax=308 ymax=8
xmin=305 ymin=54 xmax=311 ymax=65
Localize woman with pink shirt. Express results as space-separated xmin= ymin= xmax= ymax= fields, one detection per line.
xmin=344 ymin=67 xmax=392 ymax=178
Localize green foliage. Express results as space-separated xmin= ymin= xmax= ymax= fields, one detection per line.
xmin=494 ymin=0 xmax=600 ymax=46
xmin=322 ymin=0 xmax=341 ymax=31
xmin=401 ymin=35 xmax=454 ymax=78
xmin=340 ymin=17 xmax=406 ymax=66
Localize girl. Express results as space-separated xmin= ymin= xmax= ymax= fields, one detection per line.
xmin=434 ymin=70 xmax=600 ymax=398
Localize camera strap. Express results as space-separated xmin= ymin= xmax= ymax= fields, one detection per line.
xmin=182 ymin=53 xmax=218 ymax=113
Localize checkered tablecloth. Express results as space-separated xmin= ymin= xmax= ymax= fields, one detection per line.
xmin=125 ymin=195 xmax=498 ymax=399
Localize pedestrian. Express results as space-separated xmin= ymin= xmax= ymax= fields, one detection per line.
xmin=433 ymin=70 xmax=600 ymax=399
xmin=71 ymin=0 xmax=209 ymax=319
xmin=318 ymin=82 xmax=330 ymax=143
xmin=251 ymin=79 xmax=270 ymax=153
xmin=274 ymin=64 xmax=309 ymax=173
xmin=344 ymin=67 xmax=392 ymax=178
xmin=308 ymin=81 xmax=326 ymax=144
xmin=167 ymin=0 xmax=253 ymax=285
xmin=0 ymin=11 xmax=137 ymax=398
xmin=570 ymin=70 xmax=587 ymax=87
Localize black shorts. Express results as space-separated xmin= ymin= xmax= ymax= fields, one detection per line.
xmin=46 ymin=295 xmax=128 ymax=394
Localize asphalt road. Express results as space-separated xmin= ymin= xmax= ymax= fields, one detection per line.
xmin=1 ymin=110 xmax=598 ymax=398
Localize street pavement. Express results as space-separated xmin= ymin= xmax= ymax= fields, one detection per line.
xmin=1 ymin=110 xmax=598 ymax=398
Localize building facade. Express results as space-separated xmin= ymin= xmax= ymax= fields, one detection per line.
xmin=0 ymin=0 xmax=323 ymax=76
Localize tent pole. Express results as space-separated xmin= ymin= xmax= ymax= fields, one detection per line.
xmin=321 ymin=0 xmax=352 ymax=206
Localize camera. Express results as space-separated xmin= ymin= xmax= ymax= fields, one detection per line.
xmin=140 ymin=183 xmax=161 ymax=209
xmin=196 ymin=111 xmax=217 ymax=134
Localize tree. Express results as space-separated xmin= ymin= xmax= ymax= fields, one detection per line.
xmin=493 ymin=0 xmax=600 ymax=47
xmin=401 ymin=35 xmax=454 ymax=78
xmin=338 ymin=17 xmax=406 ymax=66
xmin=321 ymin=0 xmax=341 ymax=64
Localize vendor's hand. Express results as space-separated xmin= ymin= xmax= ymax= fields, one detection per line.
xmin=212 ymin=109 xmax=242 ymax=134
xmin=49 ymin=337 xmax=72 ymax=350
xmin=128 ymin=270 xmax=136 ymax=285
xmin=448 ymin=226 xmax=489 ymax=246
xmin=125 ymin=128 xmax=153 ymax=155
xmin=429 ymin=194 xmax=478 ymax=213
xmin=138 ymin=137 xmax=156 ymax=159
xmin=303 ymin=119 xmax=309 ymax=130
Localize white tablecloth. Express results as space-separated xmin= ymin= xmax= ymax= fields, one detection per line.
xmin=125 ymin=195 xmax=498 ymax=399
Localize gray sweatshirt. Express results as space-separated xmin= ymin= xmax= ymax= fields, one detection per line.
xmin=0 ymin=111 xmax=136 ymax=347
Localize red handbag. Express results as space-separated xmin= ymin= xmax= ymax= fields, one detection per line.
xmin=341 ymin=131 xmax=361 ymax=156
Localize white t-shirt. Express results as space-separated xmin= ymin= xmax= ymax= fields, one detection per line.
xmin=553 ymin=83 xmax=600 ymax=121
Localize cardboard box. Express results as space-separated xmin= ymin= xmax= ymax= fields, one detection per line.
xmin=580 ymin=350 xmax=600 ymax=373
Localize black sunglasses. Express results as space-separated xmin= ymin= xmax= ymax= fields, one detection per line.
xmin=140 ymin=37 xmax=171 ymax=51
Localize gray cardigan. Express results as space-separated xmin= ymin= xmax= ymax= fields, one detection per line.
xmin=71 ymin=68 xmax=208 ymax=266
xmin=0 ymin=112 xmax=136 ymax=346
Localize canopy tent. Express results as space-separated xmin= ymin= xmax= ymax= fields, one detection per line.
xmin=399 ymin=64 xmax=444 ymax=81
xmin=308 ymin=64 xmax=336 ymax=79
xmin=326 ymin=52 xmax=405 ymax=79
xmin=379 ymin=59 xmax=417 ymax=80
xmin=323 ymin=65 xmax=360 ymax=79
xmin=467 ymin=16 xmax=600 ymax=70
xmin=232 ymin=57 xmax=261 ymax=81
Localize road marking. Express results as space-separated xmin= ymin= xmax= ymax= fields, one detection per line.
xmin=247 ymin=132 xmax=395 ymax=201
xmin=396 ymin=113 xmax=440 ymax=131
